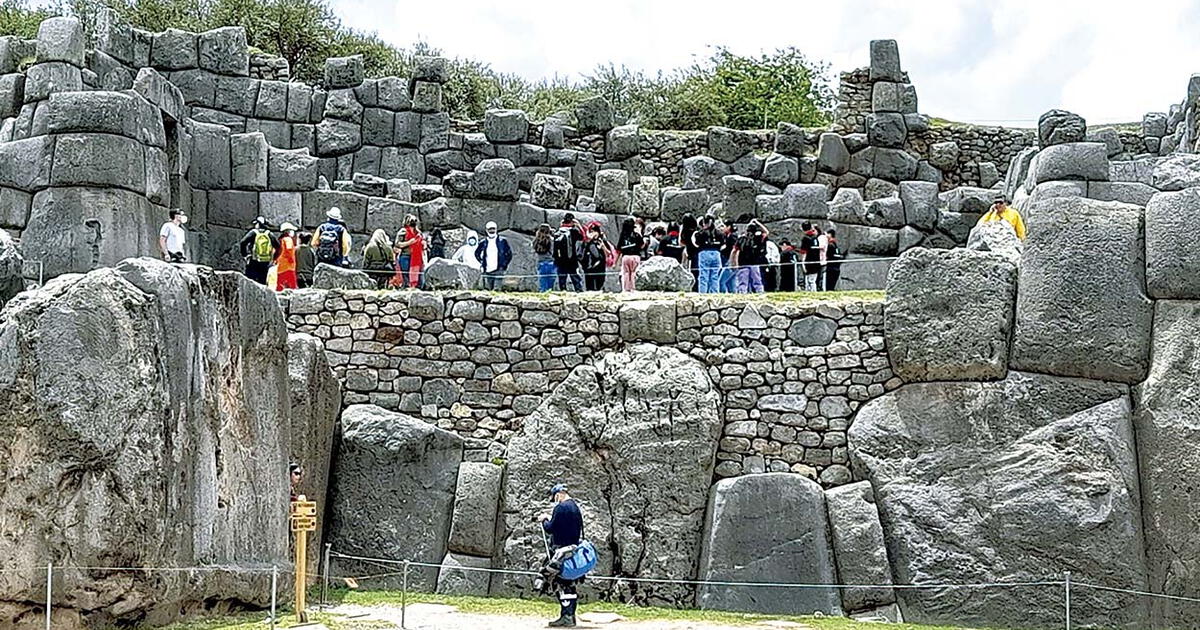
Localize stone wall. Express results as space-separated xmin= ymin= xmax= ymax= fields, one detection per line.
xmin=281 ymin=290 xmax=896 ymax=486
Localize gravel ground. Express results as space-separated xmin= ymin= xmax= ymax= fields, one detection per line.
xmin=324 ymin=603 xmax=815 ymax=630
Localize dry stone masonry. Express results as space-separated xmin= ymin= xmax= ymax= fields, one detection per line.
xmin=12 ymin=11 xmax=1200 ymax=630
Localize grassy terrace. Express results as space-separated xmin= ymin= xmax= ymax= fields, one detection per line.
xmin=161 ymin=590 xmax=968 ymax=630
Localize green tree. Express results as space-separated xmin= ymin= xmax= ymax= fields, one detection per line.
xmin=700 ymin=46 xmax=833 ymax=129
xmin=0 ymin=0 xmax=62 ymax=39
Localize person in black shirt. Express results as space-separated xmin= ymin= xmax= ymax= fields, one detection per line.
xmin=718 ymin=221 xmax=737 ymax=293
xmin=681 ymin=213 xmax=699 ymax=291
xmin=693 ymin=215 xmax=724 ymax=293
xmin=825 ymin=229 xmax=845 ymax=290
xmin=581 ymin=223 xmax=611 ymax=291
xmin=617 ymin=218 xmax=646 ymax=292
xmin=778 ymin=239 xmax=798 ymax=292
xmin=539 ymin=483 xmax=585 ymax=627
xmin=553 ymin=214 xmax=585 ymax=291
xmin=656 ymin=223 xmax=686 ymax=263
xmin=732 ymin=219 xmax=769 ymax=293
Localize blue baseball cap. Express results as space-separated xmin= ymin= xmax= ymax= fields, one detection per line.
xmin=548 ymin=483 xmax=567 ymax=498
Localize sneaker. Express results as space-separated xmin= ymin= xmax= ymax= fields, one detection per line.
xmin=547 ymin=616 xmax=576 ymax=628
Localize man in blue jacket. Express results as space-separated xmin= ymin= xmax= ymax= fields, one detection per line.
xmin=475 ymin=221 xmax=513 ymax=290
xmin=538 ymin=483 xmax=584 ymax=627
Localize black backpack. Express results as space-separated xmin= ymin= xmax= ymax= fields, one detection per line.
xmin=316 ymin=223 xmax=343 ymax=263
xmin=553 ymin=226 xmax=576 ymax=262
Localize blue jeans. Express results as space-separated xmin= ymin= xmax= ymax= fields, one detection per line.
xmin=557 ymin=264 xmax=583 ymax=291
xmin=538 ymin=260 xmax=557 ymax=292
xmin=719 ymin=259 xmax=736 ymax=293
xmin=697 ymin=249 xmax=722 ymax=293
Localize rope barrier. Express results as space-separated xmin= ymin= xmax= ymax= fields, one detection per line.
xmin=1071 ymin=581 xmax=1200 ymax=604
xmin=330 ymin=550 xmax=1061 ymax=591
xmin=355 ymin=256 xmax=897 ymax=281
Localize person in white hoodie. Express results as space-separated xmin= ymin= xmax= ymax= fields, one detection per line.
xmin=453 ymin=229 xmax=483 ymax=271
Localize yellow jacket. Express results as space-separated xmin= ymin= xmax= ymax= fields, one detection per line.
xmin=978 ymin=205 xmax=1026 ymax=240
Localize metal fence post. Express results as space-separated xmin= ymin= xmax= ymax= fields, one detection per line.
xmin=1064 ymin=571 xmax=1072 ymax=630
xmin=44 ymin=562 xmax=52 ymax=630
xmin=401 ymin=560 xmax=409 ymax=630
xmin=270 ymin=565 xmax=278 ymax=630
xmin=322 ymin=543 xmax=332 ymax=610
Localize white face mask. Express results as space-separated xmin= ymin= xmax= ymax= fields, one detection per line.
xmin=178 ymin=215 xmax=188 ymax=225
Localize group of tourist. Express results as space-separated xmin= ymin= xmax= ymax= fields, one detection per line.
xmin=157 ymin=193 xmax=1027 ymax=294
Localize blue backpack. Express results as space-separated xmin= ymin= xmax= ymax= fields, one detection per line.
xmin=560 ymin=540 xmax=598 ymax=580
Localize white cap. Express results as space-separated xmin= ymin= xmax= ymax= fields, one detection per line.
xmin=327 ymin=207 xmax=343 ymax=221
xmin=485 ymin=221 xmax=497 ymax=231
xmin=280 ymin=222 xmax=297 ymax=232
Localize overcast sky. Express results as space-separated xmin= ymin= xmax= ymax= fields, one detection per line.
xmin=330 ymin=0 xmax=1200 ymax=126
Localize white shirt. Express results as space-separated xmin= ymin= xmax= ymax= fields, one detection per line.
xmin=160 ymin=221 xmax=185 ymax=254
xmin=484 ymin=236 xmax=500 ymax=272
xmin=817 ymin=234 xmax=829 ymax=265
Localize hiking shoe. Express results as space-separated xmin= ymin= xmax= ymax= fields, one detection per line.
xmin=547 ymin=616 xmax=576 ymax=628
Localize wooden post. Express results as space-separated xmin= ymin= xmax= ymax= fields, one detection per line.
xmin=290 ymin=498 xmax=317 ymax=624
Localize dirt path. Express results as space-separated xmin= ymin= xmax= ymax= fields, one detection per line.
xmin=326 ymin=603 xmax=815 ymax=630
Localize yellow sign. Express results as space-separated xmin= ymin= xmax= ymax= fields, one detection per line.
xmin=291 ymin=516 xmax=316 ymax=532
xmin=291 ymin=500 xmax=317 ymax=517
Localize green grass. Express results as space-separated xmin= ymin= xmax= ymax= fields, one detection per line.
xmin=154 ymin=588 xmax=980 ymax=630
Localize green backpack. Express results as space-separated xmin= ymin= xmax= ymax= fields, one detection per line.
xmin=252 ymin=230 xmax=274 ymax=262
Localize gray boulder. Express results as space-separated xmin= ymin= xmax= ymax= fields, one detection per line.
xmin=825 ymin=482 xmax=895 ymax=613
xmin=473 ymin=158 xmax=519 ymax=201
xmin=1038 ymin=109 xmax=1086 ymax=147
xmin=828 ymin=187 xmax=866 ymax=224
xmin=1011 ymin=197 xmax=1151 ymax=384
xmin=761 ymin=153 xmax=799 ymax=188
xmin=1135 ymin=301 xmax=1200 ymax=624
xmin=868 ymin=39 xmax=902 ymax=82
xmin=1086 ymin=127 xmax=1124 ymax=158
xmin=447 ymin=462 xmax=502 ymax=557
xmin=324 ymin=55 xmax=363 ymax=89
xmin=872 ymin=148 xmax=918 ymax=181
xmin=594 ymin=168 xmax=630 ymax=214
xmin=1028 ymin=142 xmax=1108 ymax=184
xmin=618 ymin=300 xmax=676 ymax=343
xmin=606 ymin=124 xmax=640 ymax=161
xmin=631 ymin=176 xmax=661 ymax=218
xmin=0 ymin=227 xmax=24 ymax=307
xmin=483 ymin=108 xmax=528 ymax=143
xmin=634 ymin=255 xmax=694 ymax=292
xmin=681 ymin=155 xmax=731 ymax=203
xmin=312 ymin=263 xmax=374 ymax=290
xmin=36 ymin=17 xmax=85 ymax=67
xmin=575 ymin=96 xmax=614 ymax=135
xmin=774 ymin=122 xmax=808 ymax=156
xmin=848 ymin=373 xmax=1145 ymax=628
xmin=885 ymin=248 xmax=1017 ymax=382
xmin=0 ymin=261 xmax=292 ymax=626
xmin=1151 ymin=153 xmax=1200 ymax=191
xmin=708 ymin=126 xmax=756 ymax=162
xmin=424 ymin=257 xmax=482 ymax=290
xmin=286 ymin=332 xmax=342 ymax=569
xmin=23 ymin=187 xmax=159 ymax=280
xmin=197 ymin=26 xmax=248 ymax=76
xmin=817 ymin=133 xmax=849 ymax=175
xmin=436 ymin=552 xmax=492 ymax=596
xmin=722 ymin=175 xmax=757 ymax=218
xmin=928 ymin=141 xmax=959 ymax=170
xmin=662 ymin=187 xmax=710 ymax=221
xmin=498 ymin=344 xmax=722 ymax=606
xmin=898 ymin=180 xmax=938 ymax=229
xmin=1143 ymin=111 xmax=1167 ymax=138
xmin=867 ymin=112 xmax=906 ymax=148
xmin=1147 ymin=188 xmax=1200 ymax=298
xmin=696 ymin=473 xmax=841 ymax=616
xmin=531 ymin=173 xmax=572 ymax=209
xmin=328 ymin=404 xmax=464 ymax=590
xmin=966 ymin=219 xmax=1023 ymax=264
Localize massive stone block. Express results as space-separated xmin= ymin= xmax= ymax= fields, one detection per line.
xmin=150 ymin=28 xmax=198 ymax=70
xmin=575 ymin=95 xmax=614 ymax=135
xmin=36 ymin=17 xmax=85 ymax=67
xmin=23 ymin=187 xmax=158 ymax=279
xmin=230 ymin=132 xmax=268 ymax=190
xmin=187 ymin=120 xmax=232 ymax=189
xmin=1135 ymin=301 xmax=1200 ymax=624
xmin=695 ymin=473 xmax=841 ymax=616
xmin=825 ymin=482 xmax=895 ymax=613
xmin=1028 ymin=142 xmax=1108 ymax=184
xmin=885 ymin=248 xmax=1017 ymax=382
xmin=447 ymin=462 xmax=502 ymax=557
xmin=285 ymin=332 xmax=342 ymax=570
xmin=436 ymin=552 xmax=491 ymax=596
xmin=483 ymin=108 xmax=528 ymax=143
xmin=848 ymin=373 xmax=1144 ymax=627
xmin=1012 ymin=197 xmax=1151 ymax=383
xmin=50 ymin=133 xmax=147 ymax=194
xmin=817 ymin=133 xmax=849 ymax=175
xmin=868 ymin=39 xmax=902 ymax=82
xmin=197 ymin=26 xmax=248 ymax=76
xmin=0 ymin=261 xmax=291 ymax=627
xmin=499 ymin=345 xmax=721 ymax=606
xmin=1037 ymin=109 xmax=1086 ymax=147
xmin=1146 ymin=188 xmax=1200 ymax=298
xmin=328 ymin=404 xmax=464 ymax=590
xmin=708 ymin=126 xmax=755 ymax=162
xmin=594 ymin=169 xmax=630 ymax=214
xmin=324 ymin=55 xmax=363 ymax=89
